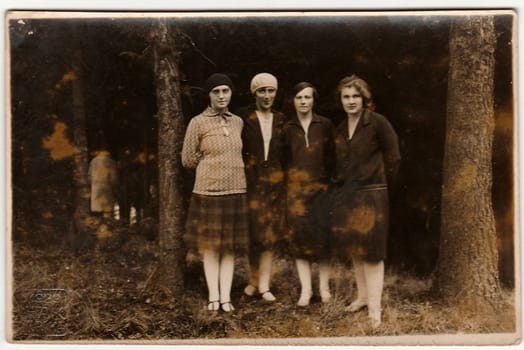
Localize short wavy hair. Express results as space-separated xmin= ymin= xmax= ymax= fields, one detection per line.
xmin=336 ymin=75 xmax=374 ymax=110
xmin=292 ymin=81 xmax=319 ymax=102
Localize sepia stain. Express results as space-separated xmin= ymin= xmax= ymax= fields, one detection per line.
xmin=347 ymin=245 xmax=366 ymax=259
xmin=451 ymin=161 xmax=477 ymax=191
xmin=54 ymin=70 xmax=76 ymax=90
xmin=288 ymin=169 xmax=312 ymax=183
xmin=268 ymin=171 xmax=284 ymax=184
xmin=96 ymin=224 xmax=112 ymax=240
xmin=41 ymin=211 xmax=53 ymax=219
xmin=347 ymin=205 xmax=376 ymax=234
xmin=288 ymin=200 xmax=306 ymax=216
xmin=42 ymin=122 xmax=77 ymax=160
xmin=136 ymin=152 xmax=156 ymax=164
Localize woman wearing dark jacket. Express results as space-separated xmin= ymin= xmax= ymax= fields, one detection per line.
xmin=237 ymin=73 xmax=287 ymax=301
xmin=285 ymin=82 xmax=336 ymax=306
xmin=332 ymin=75 xmax=400 ymax=328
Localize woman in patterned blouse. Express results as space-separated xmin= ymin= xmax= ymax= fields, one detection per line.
xmin=182 ymin=73 xmax=249 ymax=313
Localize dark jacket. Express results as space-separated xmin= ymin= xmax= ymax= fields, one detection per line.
xmin=238 ymin=105 xmax=288 ymax=192
xmin=237 ymin=105 xmax=288 ymax=249
xmin=284 ymin=113 xmax=336 ymax=184
xmin=335 ymin=109 xmax=400 ymax=187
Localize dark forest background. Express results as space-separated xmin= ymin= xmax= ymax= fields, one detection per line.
xmin=9 ymin=13 xmax=514 ymax=284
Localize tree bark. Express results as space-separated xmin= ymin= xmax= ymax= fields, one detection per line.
xmin=153 ymin=18 xmax=186 ymax=301
xmin=71 ymin=47 xmax=92 ymax=250
xmin=436 ymin=16 xmax=501 ymax=309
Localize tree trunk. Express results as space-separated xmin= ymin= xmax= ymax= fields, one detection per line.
xmin=436 ymin=16 xmax=501 ymax=309
xmin=153 ymin=18 xmax=186 ymax=301
xmin=71 ymin=47 xmax=92 ymax=250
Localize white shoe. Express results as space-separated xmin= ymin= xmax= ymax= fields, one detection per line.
xmin=345 ymin=299 xmax=368 ymax=312
xmin=297 ymin=291 xmax=312 ymax=307
xmin=207 ymin=300 xmax=219 ymax=311
xmin=243 ymin=284 xmax=257 ymax=297
xmin=320 ymin=290 xmax=332 ymax=303
xmin=220 ymin=301 xmax=235 ymax=313
xmin=260 ymin=290 xmax=276 ymax=302
xmin=369 ymin=309 xmax=381 ymax=328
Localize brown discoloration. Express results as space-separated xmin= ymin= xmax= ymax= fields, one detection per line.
xmin=54 ymin=70 xmax=76 ymax=90
xmin=136 ymin=152 xmax=156 ymax=164
xmin=42 ymin=122 xmax=77 ymax=160
xmin=347 ymin=204 xmax=376 ymax=234
xmin=249 ymin=200 xmax=260 ymax=210
xmin=288 ymin=199 xmax=306 ymax=216
xmin=449 ymin=160 xmax=477 ymax=193
xmin=268 ymin=171 xmax=284 ymax=184
xmin=41 ymin=211 xmax=53 ymax=219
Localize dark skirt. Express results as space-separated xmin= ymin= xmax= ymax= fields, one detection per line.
xmin=286 ymin=180 xmax=330 ymax=260
xmin=331 ymin=186 xmax=389 ymax=262
xmin=246 ymin=178 xmax=286 ymax=253
xmin=185 ymin=193 xmax=249 ymax=255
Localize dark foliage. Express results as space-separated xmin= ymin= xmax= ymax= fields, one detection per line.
xmin=9 ymin=14 xmax=514 ymax=283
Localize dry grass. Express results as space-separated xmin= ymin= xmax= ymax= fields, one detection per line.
xmin=10 ymin=233 xmax=517 ymax=342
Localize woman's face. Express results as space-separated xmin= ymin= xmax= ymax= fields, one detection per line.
xmin=340 ymin=86 xmax=364 ymax=117
xmin=255 ymin=87 xmax=277 ymax=111
xmin=294 ymin=87 xmax=314 ymax=115
xmin=209 ymin=85 xmax=232 ymax=111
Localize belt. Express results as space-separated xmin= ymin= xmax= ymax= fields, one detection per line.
xmin=359 ymin=184 xmax=388 ymax=192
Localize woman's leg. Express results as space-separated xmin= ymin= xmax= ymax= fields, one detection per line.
xmin=319 ymin=259 xmax=332 ymax=302
xmin=259 ymin=250 xmax=276 ymax=301
xmin=295 ymin=258 xmax=313 ymax=306
xmin=244 ymin=251 xmax=259 ymax=296
xmin=346 ymin=258 xmax=368 ymax=311
xmin=364 ymin=260 xmax=384 ymax=328
xmin=219 ymin=253 xmax=235 ymax=312
xmin=202 ymin=249 xmax=220 ymax=310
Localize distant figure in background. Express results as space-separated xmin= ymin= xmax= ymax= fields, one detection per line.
xmin=332 ymin=75 xmax=400 ymax=328
xmin=285 ymin=82 xmax=335 ymax=306
xmin=237 ymin=73 xmax=287 ymax=302
xmin=182 ymin=73 xmax=249 ymax=313
xmin=88 ymin=149 xmax=118 ymax=218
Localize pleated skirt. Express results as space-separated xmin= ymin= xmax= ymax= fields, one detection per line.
xmin=185 ymin=193 xmax=249 ymax=255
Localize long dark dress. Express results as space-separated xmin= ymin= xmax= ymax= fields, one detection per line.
xmin=284 ymin=113 xmax=335 ymax=260
xmin=332 ymin=109 xmax=400 ymax=262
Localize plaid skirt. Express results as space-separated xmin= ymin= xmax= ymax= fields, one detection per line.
xmin=185 ymin=193 xmax=249 ymax=255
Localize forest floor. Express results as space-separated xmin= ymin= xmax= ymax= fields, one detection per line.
xmin=10 ymin=226 xmax=518 ymax=345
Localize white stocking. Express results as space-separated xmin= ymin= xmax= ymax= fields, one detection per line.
xmin=219 ymin=253 xmax=235 ymax=303
xmin=258 ymin=250 xmax=273 ymax=293
xmin=364 ymin=260 xmax=384 ymax=313
xmin=319 ymin=260 xmax=331 ymax=301
xmin=202 ymin=249 xmax=220 ymax=302
xmin=353 ymin=259 xmax=368 ymax=304
xmin=295 ymin=259 xmax=312 ymax=305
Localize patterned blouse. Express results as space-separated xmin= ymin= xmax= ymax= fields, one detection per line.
xmin=182 ymin=107 xmax=247 ymax=195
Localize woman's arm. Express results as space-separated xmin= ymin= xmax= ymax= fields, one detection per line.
xmin=376 ymin=114 xmax=401 ymax=181
xmin=181 ymin=118 xmax=202 ymax=169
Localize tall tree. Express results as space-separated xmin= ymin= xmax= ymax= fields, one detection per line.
xmin=436 ymin=16 xmax=501 ymax=309
xmin=152 ymin=18 xmax=186 ymax=300
xmin=70 ymin=44 xmax=92 ymax=249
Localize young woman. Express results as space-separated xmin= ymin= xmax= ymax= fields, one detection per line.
xmin=182 ymin=73 xmax=249 ymax=313
xmin=284 ymin=82 xmax=335 ymax=306
xmin=332 ymin=75 xmax=400 ymax=327
xmin=238 ymin=73 xmax=287 ymax=302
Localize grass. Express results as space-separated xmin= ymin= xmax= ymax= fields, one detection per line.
xmin=10 ymin=231 xmax=518 ymax=343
